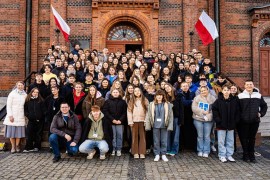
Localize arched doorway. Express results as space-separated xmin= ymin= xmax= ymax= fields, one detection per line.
xmin=260 ymin=32 xmax=270 ymax=96
xmin=106 ymin=22 xmax=143 ymax=53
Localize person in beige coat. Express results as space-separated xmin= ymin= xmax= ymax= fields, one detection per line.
xmin=145 ymin=90 xmax=174 ymax=162
xmin=127 ymin=87 xmax=149 ymax=159
xmin=192 ymin=86 xmax=216 ymax=158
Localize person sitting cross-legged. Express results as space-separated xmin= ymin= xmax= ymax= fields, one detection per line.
xmin=49 ymin=102 xmax=82 ymax=163
xmin=79 ymin=105 xmax=112 ymax=160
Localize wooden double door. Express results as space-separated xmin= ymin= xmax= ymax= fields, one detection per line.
xmin=260 ymin=47 xmax=270 ymax=96
xmin=107 ymin=40 xmax=143 ymax=53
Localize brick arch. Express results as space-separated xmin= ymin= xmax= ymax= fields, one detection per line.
xmin=252 ymin=21 xmax=270 ymax=87
xmin=99 ymin=15 xmax=151 ymax=50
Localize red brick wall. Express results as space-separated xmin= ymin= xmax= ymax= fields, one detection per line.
xmin=1 ymin=0 xmax=270 ymax=94
xmin=0 ymin=0 xmax=26 ymax=96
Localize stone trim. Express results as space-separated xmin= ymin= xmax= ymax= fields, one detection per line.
xmin=69 ymin=35 xmax=91 ymax=40
xmin=226 ymin=0 xmax=270 ymax=2
xmin=227 ymin=73 xmax=251 ymax=78
xmin=226 ymin=8 xmax=248 ymax=14
xmin=0 ymin=71 xmax=20 ymax=76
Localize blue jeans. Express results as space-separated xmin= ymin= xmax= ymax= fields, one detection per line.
xmin=79 ymin=139 xmax=109 ymax=155
xmin=112 ymin=125 xmax=124 ymax=151
xmin=153 ymin=128 xmax=168 ymax=155
xmin=193 ymin=120 xmax=213 ymax=154
xmin=167 ymin=118 xmax=180 ymax=154
xmin=217 ymin=130 xmax=234 ymax=158
xmin=49 ymin=133 xmax=79 ymax=158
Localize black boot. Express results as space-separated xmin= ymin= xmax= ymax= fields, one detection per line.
xmin=243 ymin=153 xmax=249 ymax=162
xmin=249 ymin=152 xmax=257 ymax=163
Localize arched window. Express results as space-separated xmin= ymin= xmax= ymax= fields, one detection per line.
xmin=260 ymin=32 xmax=270 ymax=47
xmin=107 ymin=25 xmax=142 ymax=41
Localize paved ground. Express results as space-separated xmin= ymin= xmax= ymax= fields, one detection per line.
xmin=1 ymin=139 xmax=270 ymax=180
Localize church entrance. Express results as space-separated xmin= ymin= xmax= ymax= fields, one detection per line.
xmin=259 ymin=32 xmax=270 ymax=96
xmin=106 ymin=23 xmax=143 ymax=53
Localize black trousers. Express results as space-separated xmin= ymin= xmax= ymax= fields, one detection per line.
xmin=25 ymin=120 xmax=44 ymax=150
xmin=237 ymin=122 xmax=259 ymax=159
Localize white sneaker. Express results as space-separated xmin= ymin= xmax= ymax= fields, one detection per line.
xmin=111 ymin=151 xmax=115 ymax=156
xmin=154 ymin=155 xmax=160 ymax=162
xmin=86 ymin=150 xmax=96 ymax=160
xmin=162 ymin=155 xmax=169 ymax=162
xmin=202 ymin=153 xmax=209 ymax=158
xmin=227 ymin=156 xmax=236 ymax=162
xmin=117 ymin=150 xmax=121 ymax=156
xmin=100 ymin=154 xmax=106 ymax=160
xmin=211 ymin=145 xmax=217 ymax=152
xmin=198 ymin=152 xmax=203 ymax=157
xmin=219 ymin=157 xmax=227 ymax=163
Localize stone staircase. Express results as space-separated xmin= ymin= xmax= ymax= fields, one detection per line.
xmin=259 ymin=97 xmax=270 ymax=136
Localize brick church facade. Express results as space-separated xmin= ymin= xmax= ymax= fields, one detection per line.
xmin=1 ymin=0 xmax=270 ymax=96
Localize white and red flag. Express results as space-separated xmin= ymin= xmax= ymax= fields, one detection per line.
xmin=51 ymin=5 xmax=70 ymax=42
xmin=195 ymin=11 xmax=219 ymax=46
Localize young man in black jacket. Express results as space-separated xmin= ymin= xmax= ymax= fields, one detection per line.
xmin=238 ymin=80 xmax=268 ymax=163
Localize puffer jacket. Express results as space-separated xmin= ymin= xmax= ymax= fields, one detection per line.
xmin=191 ymin=93 xmax=216 ymax=122
xmin=212 ymin=93 xmax=240 ymax=130
xmin=103 ymin=95 xmax=127 ymax=125
xmin=24 ymin=98 xmax=46 ymax=121
xmin=4 ymin=89 xmax=27 ymax=126
xmin=238 ymin=89 xmax=268 ymax=123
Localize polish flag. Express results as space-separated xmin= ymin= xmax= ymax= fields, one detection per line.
xmin=51 ymin=5 xmax=70 ymax=42
xmin=195 ymin=11 xmax=219 ymax=46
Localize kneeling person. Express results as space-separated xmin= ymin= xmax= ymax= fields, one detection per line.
xmin=49 ymin=102 xmax=82 ymax=163
xmin=79 ymin=105 xmax=109 ymax=160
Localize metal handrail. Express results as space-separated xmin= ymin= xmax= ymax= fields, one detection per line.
xmin=0 ymin=71 xmax=37 ymax=121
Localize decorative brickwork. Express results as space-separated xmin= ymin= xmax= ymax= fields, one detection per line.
xmin=1 ymin=0 xmax=270 ymax=94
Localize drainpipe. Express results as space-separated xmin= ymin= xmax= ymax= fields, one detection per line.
xmin=25 ymin=0 xmax=32 ymax=83
xmin=214 ymin=0 xmax=220 ymax=73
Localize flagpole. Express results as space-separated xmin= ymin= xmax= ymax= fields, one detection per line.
xmin=214 ymin=0 xmax=220 ymax=73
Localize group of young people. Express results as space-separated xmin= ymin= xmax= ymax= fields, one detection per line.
xmin=3 ymin=45 xmax=268 ymax=164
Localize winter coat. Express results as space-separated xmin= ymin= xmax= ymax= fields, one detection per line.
xmin=192 ymin=93 xmax=216 ymax=122
xmin=103 ymin=95 xmax=127 ymax=125
xmin=238 ymin=90 xmax=268 ymax=123
xmin=45 ymin=95 xmax=65 ymax=123
xmin=145 ymin=102 xmax=174 ymax=131
xmin=98 ymin=87 xmax=110 ymax=98
xmin=212 ymin=93 xmax=240 ymax=130
xmin=171 ymin=95 xmax=185 ymax=125
xmin=24 ymin=98 xmax=46 ymax=122
xmin=52 ymin=66 xmax=66 ymax=77
xmin=82 ymin=91 xmax=105 ymax=119
xmin=61 ymin=83 xmax=74 ymax=99
xmin=66 ymin=90 xmax=86 ymax=120
xmin=50 ymin=110 xmax=82 ymax=144
xmin=127 ymin=98 xmax=149 ymax=125
xmin=4 ymin=89 xmax=27 ymax=126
